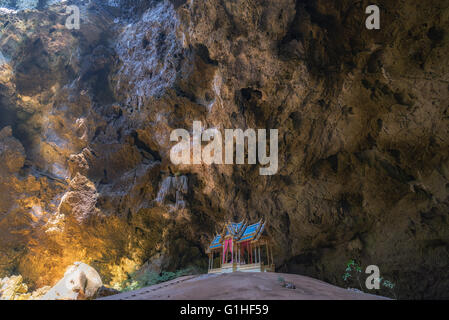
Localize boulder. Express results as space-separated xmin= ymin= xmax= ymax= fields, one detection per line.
xmin=41 ymin=262 xmax=103 ymax=300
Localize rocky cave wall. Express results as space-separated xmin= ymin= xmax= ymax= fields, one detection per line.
xmin=0 ymin=0 xmax=448 ymax=298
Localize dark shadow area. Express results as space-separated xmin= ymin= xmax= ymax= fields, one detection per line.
xmin=0 ymin=102 xmax=34 ymax=153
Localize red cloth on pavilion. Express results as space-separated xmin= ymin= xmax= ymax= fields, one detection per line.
xmin=222 ymin=239 xmax=233 ymax=264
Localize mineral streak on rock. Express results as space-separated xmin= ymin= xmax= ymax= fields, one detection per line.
xmin=0 ymin=0 xmax=448 ymax=299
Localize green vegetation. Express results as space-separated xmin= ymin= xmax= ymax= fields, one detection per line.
xmin=342 ymin=259 xmax=397 ymax=299
xmin=377 ymin=278 xmax=397 ymax=299
xmin=342 ymin=259 xmax=363 ymax=290
xmin=277 ymin=276 xmax=285 ymax=283
xmin=120 ymin=267 xmax=197 ymax=292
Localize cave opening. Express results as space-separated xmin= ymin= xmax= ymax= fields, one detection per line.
xmin=0 ymin=101 xmax=33 ymax=154
xmin=0 ymin=102 xmax=17 ymax=130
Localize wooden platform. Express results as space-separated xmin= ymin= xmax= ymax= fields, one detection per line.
xmin=208 ymin=262 xmax=275 ymax=274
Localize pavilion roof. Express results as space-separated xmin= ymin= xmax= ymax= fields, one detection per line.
xmin=209 ymin=220 xmax=266 ymax=249
xmin=225 ymin=221 xmax=245 ymax=236
xmin=209 ymin=234 xmax=222 ymax=249
xmin=238 ymin=222 xmax=265 ymax=242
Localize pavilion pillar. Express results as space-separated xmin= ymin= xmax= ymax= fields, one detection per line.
xmin=257 ymin=246 xmax=260 ymax=264
xmin=267 ymin=243 xmax=273 ymax=265
xmin=231 ymin=239 xmax=233 ymax=264
xmin=266 ymin=243 xmax=269 ymax=265
xmin=250 ymin=243 xmax=253 ymax=264
xmin=254 ymin=246 xmax=256 ymax=264
xmin=235 ymin=243 xmax=238 ymax=263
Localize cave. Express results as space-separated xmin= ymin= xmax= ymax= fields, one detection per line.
xmin=0 ymin=0 xmax=448 ymax=302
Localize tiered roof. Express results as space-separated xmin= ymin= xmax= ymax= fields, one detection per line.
xmin=209 ymin=220 xmax=266 ymax=250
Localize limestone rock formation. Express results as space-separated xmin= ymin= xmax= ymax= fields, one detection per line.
xmin=0 ymin=0 xmax=447 ymax=299
xmin=42 ymin=262 xmax=103 ymax=300
xmin=0 ymin=275 xmax=29 ymax=300
xmin=0 ymin=275 xmax=50 ymax=300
